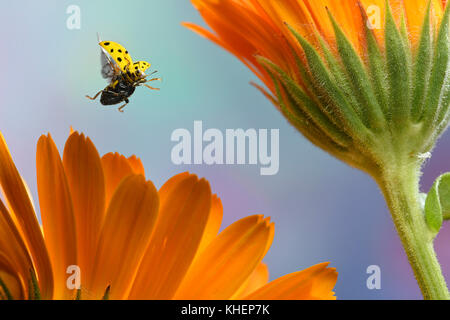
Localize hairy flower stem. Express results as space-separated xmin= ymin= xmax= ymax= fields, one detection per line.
xmin=375 ymin=160 xmax=450 ymax=300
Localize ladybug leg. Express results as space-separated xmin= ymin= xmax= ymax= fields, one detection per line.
xmin=85 ymin=90 xmax=103 ymax=100
xmin=144 ymin=84 xmax=160 ymax=91
xmin=140 ymin=78 xmax=161 ymax=90
xmin=143 ymin=77 xmax=161 ymax=83
xmin=124 ymin=57 xmax=132 ymax=73
xmin=144 ymin=71 xmax=158 ymax=78
xmin=118 ymin=99 xmax=130 ymax=113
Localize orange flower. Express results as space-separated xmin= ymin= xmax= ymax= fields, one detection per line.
xmin=0 ymin=131 xmax=337 ymax=300
xmin=184 ymin=0 xmax=447 ymax=99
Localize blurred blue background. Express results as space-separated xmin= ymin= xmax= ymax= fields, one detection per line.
xmin=1 ymin=0 xmax=450 ymax=300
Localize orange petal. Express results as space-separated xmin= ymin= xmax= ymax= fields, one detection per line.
xmin=174 ymin=215 xmax=274 ymax=300
xmin=0 ymin=270 xmax=25 ymax=300
xmin=0 ymin=199 xmax=34 ymax=299
xmin=0 ymin=262 xmax=24 ymax=299
xmin=62 ymin=132 xmax=106 ymax=283
xmin=36 ymin=134 xmax=78 ymax=300
xmin=244 ymin=262 xmax=338 ymax=300
xmin=403 ymin=0 xmax=445 ymax=45
xmin=0 ymin=131 xmax=53 ymax=299
xmin=89 ymin=174 xmax=159 ymax=300
xmin=101 ymin=152 xmax=134 ymax=206
xmin=129 ymin=173 xmax=212 ymax=299
xmin=127 ymin=155 xmax=145 ymax=176
xmin=188 ymin=0 xmax=448 ymax=101
xmin=158 ymin=171 xmax=191 ymax=200
xmin=197 ymin=194 xmax=223 ymax=253
xmin=234 ymin=262 xmax=269 ymax=299
xmin=359 ymin=0 xmax=403 ymax=45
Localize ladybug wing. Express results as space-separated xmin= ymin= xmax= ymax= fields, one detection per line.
xmin=99 ymin=40 xmax=134 ymax=73
xmin=100 ymin=45 xmax=117 ymax=79
xmin=97 ymin=33 xmax=118 ymax=80
xmin=133 ymin=61 xmax=151 ymax=75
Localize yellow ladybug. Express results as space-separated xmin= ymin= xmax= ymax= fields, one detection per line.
xmin=86 ymin=35 xmax=161 ymax=112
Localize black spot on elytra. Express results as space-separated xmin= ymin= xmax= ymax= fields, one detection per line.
xmin=104 ymin=42 xmax=110 ymax=46
xmin=117 ymin=57 xmax=122 ymax=62
xmin=118 ymin=49 xmax=122 ymax=53
xmin=110 ymin=49 xmax=114 ymax=53
xmin=135 ymin=66 xmax=138 ymax=70
xmin=125 ymin=51 xmax=128 ymax=54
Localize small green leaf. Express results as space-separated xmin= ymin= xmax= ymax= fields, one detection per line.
xmin=424 ymin=173 xmax=450 ymax=235
xmin=437 ymin=176 xmax=450 ymax=220
xmin=425 ymin=185 xmax=442 ymax=234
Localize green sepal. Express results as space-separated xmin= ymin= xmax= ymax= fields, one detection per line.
xmin=436 ymin=81 xmax=450 ymax=129
xmin=286 ymin=24 xmax=371 ymax=143
xmin=422 ymin=4 xmax=450 ymax=133
xmin=411 ymin=2 xmax=433 ymax=122
xmin=279 ymin=80 xmax=366 ymax=167
xmin=29 ymin=269 xmax=41 ymax=300
xmin=385 ymin=0 xmax=411 ymax=128
xmin=261 ymin=61 xmax=340 ymax=150
xmin=0 ymin=276 xmax=14 ymax=300
xmin=360 ymin=6 xmax=390 ymax=118
xmin=327 ymin=9 xmax=386 ymax=132
xmin=257 ymin=56 xmax=352 ymax=148
xmin=260 ymin=62 xmax=364 ymax=167
xmin=316 ymin=35 xmax=368 ymax=127
xmin=424 ymin=173 xmax=450 ymax=235
xmin=75 ymin=288 xmax=82 ymax=300
xmin=399 ymin=15 xmax=413 ymax=65
xmin=102 ymin=285 xmax=111 ymax=300
xmin=250 ymin=81 xmax=278 ymax=106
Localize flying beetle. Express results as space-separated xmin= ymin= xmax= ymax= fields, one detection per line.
xmin=86 ymin=34 xmax=160 ymax=112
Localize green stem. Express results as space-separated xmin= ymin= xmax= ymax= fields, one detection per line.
xmin=375 ymin=161 xmax=450 ymax=300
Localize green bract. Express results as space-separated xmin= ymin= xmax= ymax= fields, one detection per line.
xmin=259 ymin=4 xmax=449 ymax=178
xmin=258 ymin=3 xmax=450 ymax=300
